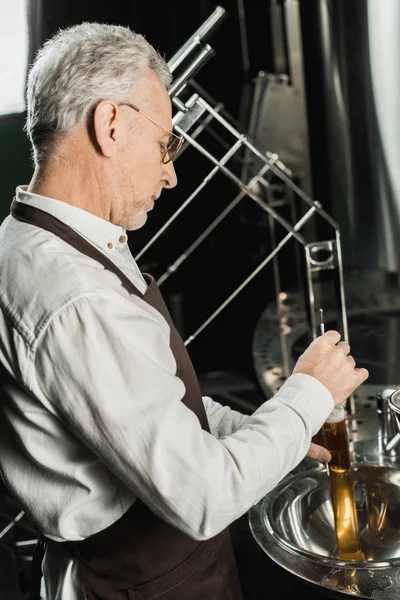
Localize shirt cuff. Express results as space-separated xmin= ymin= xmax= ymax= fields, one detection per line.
xmin=254 ymin=372 xmax=334 ymax=435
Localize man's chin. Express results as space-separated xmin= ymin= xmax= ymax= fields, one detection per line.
xmin=126 ymin=209 xmax=148 ymax=231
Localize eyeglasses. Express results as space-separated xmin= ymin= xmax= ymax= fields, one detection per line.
xmin=118 ymin=102 xmax=184 ymax=164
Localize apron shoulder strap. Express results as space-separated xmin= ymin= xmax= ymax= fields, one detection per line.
xmin=11 ymin=199 xmax=143 ymax=299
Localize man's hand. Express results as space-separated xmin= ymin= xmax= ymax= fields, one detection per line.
xmin=307 ymin=442 xmax=331 ymax=463
xmin=293 ymin=330 xmax=369 ymax=406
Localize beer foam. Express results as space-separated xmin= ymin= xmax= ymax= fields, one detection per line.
xmin=325 ymin=404 xmax=345 ymax=423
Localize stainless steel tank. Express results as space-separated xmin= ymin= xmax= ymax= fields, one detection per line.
xmin=300 ymin=0 xmax=400 ymax=275
xmin=248 ymin=389 xmax=400 ymax=598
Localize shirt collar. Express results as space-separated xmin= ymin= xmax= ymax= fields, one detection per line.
xmin=15 ymin=186 xmax=128 ymax=251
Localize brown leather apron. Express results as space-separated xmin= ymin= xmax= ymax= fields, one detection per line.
xmin=11 ymin=200 xmax=243 ymax=600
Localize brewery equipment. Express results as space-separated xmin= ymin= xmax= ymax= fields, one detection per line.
xmin=152 ymin=6 xmax=400 ymax=598
xmin=3 ymin=5 xmax=398 ymax=599
xmin=377 ymin=389 xmax=400 ymax=456
xmin=248 ymin=392 xmax=400 ymax=599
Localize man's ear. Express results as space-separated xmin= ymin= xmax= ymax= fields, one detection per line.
xmin=93 ymin=100 xmax=119 ymax=158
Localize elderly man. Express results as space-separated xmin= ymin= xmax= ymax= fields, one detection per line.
xmin=0 ymin=22 xmax=368 ymax=600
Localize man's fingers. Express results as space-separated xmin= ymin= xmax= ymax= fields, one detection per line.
xmin=337 ymin=341 xmax=351 ymax=355
xmin=347 ymin=354 xmax=356 ymax=369
xmin=307 ymin=442 xmax=331 ymax=463
xmin=355 ymin=367 xmax=369 ymax=385
xmin=322 ymin=330 xmax=341 ymax=345
xmin=293 ymin=329 xmax=369 ymax=404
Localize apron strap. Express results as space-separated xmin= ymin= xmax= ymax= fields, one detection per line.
xmin=11 ymin=199 xmax=144 ymax=299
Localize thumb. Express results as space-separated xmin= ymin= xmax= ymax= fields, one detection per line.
xmin=307 ymin=442 xmax=331 ymax=463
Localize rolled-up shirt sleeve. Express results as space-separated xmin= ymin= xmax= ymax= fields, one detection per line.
xmin=33 ymin=290 xmax=334 ymax=541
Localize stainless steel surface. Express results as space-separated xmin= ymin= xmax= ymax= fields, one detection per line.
xmin=249 ymin=428 xmax=400 ymax=598
xmin=303 ymin=0 xmax=400 ymax=273
xmin=167 ymin=6 xmax=226 ymax=73
xmin=168 ymin=44 xmax=214 ymax=98
xmin=236 ymin=0 xmax=250 ymax=74
xmin=388 ymin=390 xmax=400 ymax=449
xmin=320 ymin=308 xmax=325 ymax=335
xmin=246 ymin=0 xmax=313 ymax=194
xmin=304 ymin=235 xmax=348 ymax=342
xmin=285 ymin=0 xmax=313 ymax=197
xmin=253 ymin=269 xmax=400 ymax=401
xmin=247 ymin=73 xmax=311 ymax=194
xmin=270 ymin=0 xmax=288 ymax=74
xmin=367 ymin=0 xmax=400 ymax=274
xmin=388 ymin=390 xmax=400 ymax=417
xmin=377 ymin=389 xmax=400 ymax=455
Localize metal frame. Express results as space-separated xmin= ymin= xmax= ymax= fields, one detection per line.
xmin=135 ymin=6 xmax=350 ymax=373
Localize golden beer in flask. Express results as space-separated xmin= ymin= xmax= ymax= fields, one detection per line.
xmin=322 ymin=405 xmax=364 ymax=561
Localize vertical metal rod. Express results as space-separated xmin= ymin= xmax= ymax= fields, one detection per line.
xmin=288 ymin=186 xmax=303 ymax=296
xmin=304 ymin=245 xmax=317 ymax=341
xmin=241 ymin=71 xmax=267 ymax=182
xmin=237 ymin=0 xmax=250 ymax=73
xmin=266 ymin=184 xmax=291 ymax=379
xmin=335 ymin=230 xmax=349 ymax=343
xmin=319 ymin=308 xmax=325 ymax=335
xmin=270 ymin=0 xmax=288 ymax=74
xmin=334 ymin=230 xmax=356 ymax=416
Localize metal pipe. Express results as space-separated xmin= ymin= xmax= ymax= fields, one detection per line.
xmin=173 ymin=103 xmax=224 ymax=160
xmin=335 ymin=230 xmax=349 ymax=343
xmin=168 ymin=6 xmax=227 ymax=73
xmin=237 ymin=0 xmax=250 ymax=74
xmin=304 ymin=244 xmax=317 ymax=340
xmin=184 ymin=205 xmax=317 ymax=346
xmin=194 ymin=95 xmax=340 ymax=231
xmin=135 ymin=139 xmax=244 ymax=261
xmin=174 ymin=123 xmax=306 ymax=245
xmin=157 ymin=162 xmax=272 ymax=286
xmin=168 ymin=44 xmax=214 ymax=98
xmin=0 ymin=510 xmax=25 ymax=540
xmin=187 ymin=79 xmax=292 ymax=177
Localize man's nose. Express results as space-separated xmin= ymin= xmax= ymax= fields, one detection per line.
xmin=163 ymin=160 xmax=178 ymax=189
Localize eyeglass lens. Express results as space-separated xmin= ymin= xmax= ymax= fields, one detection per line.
xmin=165 ymin=136 xmax=183 ymax=163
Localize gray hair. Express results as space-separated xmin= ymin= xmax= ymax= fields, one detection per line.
xmin=25 ymin=22 xmax=172 ymax=165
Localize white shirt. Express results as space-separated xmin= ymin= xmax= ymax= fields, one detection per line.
xmin=0 ymin=186 xmax=334 ymax=599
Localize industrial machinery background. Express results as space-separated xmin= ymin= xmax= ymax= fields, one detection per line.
xmin=3 ymin=4 xmax=400 ymax=599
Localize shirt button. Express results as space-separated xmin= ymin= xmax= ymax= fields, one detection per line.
xmin=107 ymin=242 xmax=113 ymax=249
xmin=119 ymin=235 xmax=127 ymax=244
